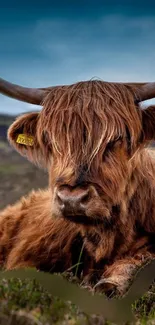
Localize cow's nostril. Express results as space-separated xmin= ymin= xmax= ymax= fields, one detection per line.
xmin=80 ymin=193 xmax=90 ymax=205
xmin=56 ymin=193 xmax=65 ymax=209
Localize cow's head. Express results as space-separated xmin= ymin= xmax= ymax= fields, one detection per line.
xmin=1 ymin=78 xmax=155 ymax=226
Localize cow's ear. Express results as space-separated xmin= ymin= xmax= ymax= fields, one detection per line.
xmin=7 ymin=112 xmax=44 ymax=166
xmin=141 ymin=106 xmax=155 ymax=142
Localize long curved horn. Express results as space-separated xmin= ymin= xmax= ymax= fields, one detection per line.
xmin=136 ymin=83 xmax=155 ymax=102
xmin=0 ymin=78 xmax=50 ymax=105
xmin=124 ymin=82 xmax=155 ymax=102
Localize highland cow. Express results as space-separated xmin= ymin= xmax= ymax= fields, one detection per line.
xmin=0 ymin=78 xmax=155 ymax=295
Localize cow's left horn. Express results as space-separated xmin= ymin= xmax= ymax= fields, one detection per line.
xmin=125 ymin=82 xmax=155 ymax=102
xmin=135 ymin=83 xmax=155 ymax=102
xmin=0 ymin=78 xmax=50 ymax=105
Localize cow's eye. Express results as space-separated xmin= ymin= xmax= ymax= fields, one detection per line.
xmin=103 ymin=136 xmax=123 ymax=157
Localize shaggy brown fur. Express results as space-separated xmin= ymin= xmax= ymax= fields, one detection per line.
xmin=0 ymin=80 xmax=155 ymax=295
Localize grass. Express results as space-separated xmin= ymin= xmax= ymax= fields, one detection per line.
xmin=133 ymin=282 xmax=155 ymax=322
xmin=0 ymin=278 xmax=96 ymax=325
xmin=75 ymin=243 xmax=85 ymax=277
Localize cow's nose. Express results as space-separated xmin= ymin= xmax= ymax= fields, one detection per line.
xmin=56 ymin=186 xmax=90 ymax=215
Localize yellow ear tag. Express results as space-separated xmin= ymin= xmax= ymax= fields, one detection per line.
xmin=16 ymin=134 xmax=34 ymax=146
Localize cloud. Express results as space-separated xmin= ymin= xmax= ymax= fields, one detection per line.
xmin=31 ymin=14 xmax=155 ymax=83
xmin=1 ymin=14 xmax=155 ymax=114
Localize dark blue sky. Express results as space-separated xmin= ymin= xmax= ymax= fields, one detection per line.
xmin=1 ymin=0 xmax=155 ymax=114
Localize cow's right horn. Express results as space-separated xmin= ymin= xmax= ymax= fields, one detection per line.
xmin=0 ymin=77 xmax=51 ymax=105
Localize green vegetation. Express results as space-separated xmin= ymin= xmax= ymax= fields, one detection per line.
xmin=0 ymin=278 xmax=99 ymax=325
xmin=0 ymin=275 xmax=154 ymax=325
xmin=133 ymin=282 xmax=155 ymax=323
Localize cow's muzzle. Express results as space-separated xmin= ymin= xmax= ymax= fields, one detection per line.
xmin=56 ymin=185 xmax=91 ymax=217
